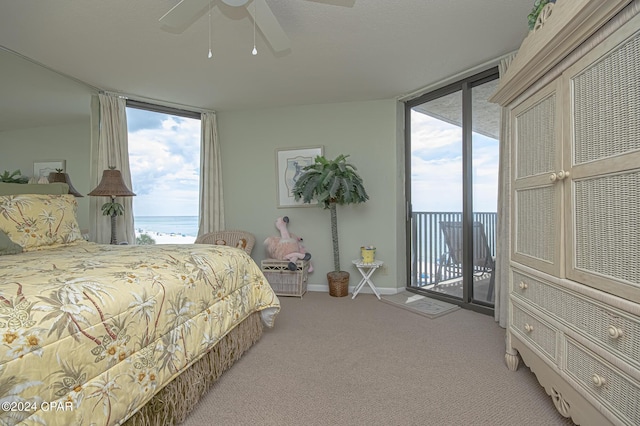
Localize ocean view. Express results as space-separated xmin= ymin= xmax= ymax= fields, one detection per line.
xmin=134 ymin=216 xmax=198 ymax=237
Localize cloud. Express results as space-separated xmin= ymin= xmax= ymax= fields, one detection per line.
xmin=411 ymin=155 xmax=463 ymax=212
xmin=411 ymin=112 xmax=461 ymax=157
xmin=127 ymin=108 xmax=166 ymax=132
xmin=127 ymin=109 xmax=200 ymax=216
xmin=409 ymin=110 xmax=499 ymax=213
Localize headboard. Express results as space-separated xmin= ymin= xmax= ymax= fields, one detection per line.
xmin=0 ymin=182 xmax=70 ymax=195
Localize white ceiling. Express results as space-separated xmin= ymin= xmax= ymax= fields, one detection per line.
xmin=0 ymin=0 xmax=532 ymax=131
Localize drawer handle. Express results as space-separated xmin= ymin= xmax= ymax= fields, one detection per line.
xmin=592 ymin=374 xmax=606 ymax=387
xmin=524 ymin=323 xmax=534 ymax=333
xmin=519 ymin=281 xmax=528 ymax=290
xmin=549 ymin=171 xmax=570 ymax=182
xmin=607 ymin=326 xmax=624 ymax=339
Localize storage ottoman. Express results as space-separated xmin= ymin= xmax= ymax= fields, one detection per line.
xmin=261 ymin=259 xmax=309 ymax=297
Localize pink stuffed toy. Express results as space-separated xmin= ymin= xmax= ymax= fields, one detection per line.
xmin=264 ymin=216 xmax=313 ymax=272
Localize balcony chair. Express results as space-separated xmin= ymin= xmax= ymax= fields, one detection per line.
xmin=195 ymin=230 xmax=256 ymax=256
xmin=435 ymin=221 xmax=495 ymax=302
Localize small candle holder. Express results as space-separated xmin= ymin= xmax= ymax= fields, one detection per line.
xmin=360 ymin=245 xmax=376 ymax=264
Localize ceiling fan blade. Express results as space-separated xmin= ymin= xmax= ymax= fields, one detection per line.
xmin=246 ymin=0 xmax=291 ymax=52
xmin=304 ymin=0 xmax=356 ymax=6
xmin=159 ymin=0 xmax=211 ymax=30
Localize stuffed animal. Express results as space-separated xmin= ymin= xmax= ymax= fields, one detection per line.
xmin=214 ymin=237 xmax=248 ymax=251
xmin=264 ymin=216 xmax=313 ymax=272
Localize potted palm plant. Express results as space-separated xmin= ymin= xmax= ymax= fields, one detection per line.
xmin=292 ymin=154 xmax=369 ymax=297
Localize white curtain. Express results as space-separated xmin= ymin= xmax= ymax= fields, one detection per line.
xmin=89 ymin=93 xmax=136 ymax=245
xmin=197 ymin=112 xmax=225 ymax=236
xmin=494 ymin=54 xmax=516 ymax=327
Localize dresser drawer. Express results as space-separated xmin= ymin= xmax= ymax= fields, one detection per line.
xmin=513 ymin=269 xmax=640 ymax=370
xmin=564 ymin=338 xmax=640 ymax=426
xmin=511 ymin=302 xmax=558 ymax=363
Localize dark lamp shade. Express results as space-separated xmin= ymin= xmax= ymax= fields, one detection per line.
xmin=48 ymin=172 xmax=84 ymax=197
xmin=88 ymin=169 xmax=136 ymax=197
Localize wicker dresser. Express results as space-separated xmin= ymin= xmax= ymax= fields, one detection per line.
xmin=490 ymin=1 xmax=640 ymax=425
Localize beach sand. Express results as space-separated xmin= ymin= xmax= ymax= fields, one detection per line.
xmin=136 ymin=229 xmax=196 ymax=244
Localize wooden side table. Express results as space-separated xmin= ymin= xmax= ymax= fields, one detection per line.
xmin=351 ymin=259 xmax=383 ymax=300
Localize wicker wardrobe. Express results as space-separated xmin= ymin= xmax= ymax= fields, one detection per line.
xmin=490 ymin=1 xmax=640 ymax=425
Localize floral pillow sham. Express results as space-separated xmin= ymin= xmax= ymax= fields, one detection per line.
xmin=0 ymin=193 xmax=83 ymax=251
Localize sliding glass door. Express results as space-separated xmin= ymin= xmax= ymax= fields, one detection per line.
xmin=406 ymin=69 xmax=499 ymax=312
xmin=409 ymin=90 xmax=464 ymax=297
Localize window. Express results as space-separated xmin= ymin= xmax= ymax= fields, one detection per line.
xmin=126 ymin=102 xmax=201 ymax=244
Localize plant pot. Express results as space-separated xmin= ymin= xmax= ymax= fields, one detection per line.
xmin=327 ymin=271 xmax=349 ymax=297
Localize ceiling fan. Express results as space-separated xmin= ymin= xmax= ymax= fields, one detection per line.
xmin=159 ymin=0 xmax=354 ymax=53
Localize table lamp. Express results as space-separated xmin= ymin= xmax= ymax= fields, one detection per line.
xmin=48 ymin=169 xmax=83 ymax=197
xmin=88 ymin=166 xmax=136 ymax=244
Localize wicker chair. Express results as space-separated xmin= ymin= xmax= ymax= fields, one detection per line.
xmin=195 ymin=230 xmax=256 ymax=255
xmin=435 ymin=221 xmax=495 ymax=302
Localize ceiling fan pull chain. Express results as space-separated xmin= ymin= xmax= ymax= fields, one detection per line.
xmin=208 ymin=0 xmax=213 ymax=58
xmin=252 ymin=0 xmax=258 ymax=55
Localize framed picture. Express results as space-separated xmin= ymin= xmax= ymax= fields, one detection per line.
xmin=33 ymin=160 xmax=65 ymax=178
xmin=276 ymin=146 xmax=323 ymax=208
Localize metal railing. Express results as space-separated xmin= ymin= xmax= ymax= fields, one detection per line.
xmin=411 ymin=212 xmax=497 ymax=286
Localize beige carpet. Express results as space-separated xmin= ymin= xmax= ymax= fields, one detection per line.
xmin=182 ymin=291 xmax=574 ymax=426
xmin=427 ymin=274 xmax=494 ymax=303
xmin=381 ymin=291 xmax=460 ymax=318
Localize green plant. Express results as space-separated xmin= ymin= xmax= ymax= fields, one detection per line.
xmin=136 ymin=233 xmax=156 ymax=245
xmin=528 ymin=0 xmax=556 ymax=30
xmin=100 ymin=200 xmax=125 ymax=217
xmin=0 ymin=169 xmax=28 ymax=184
xmin=293 ymin=154 xmax=369 ymax=272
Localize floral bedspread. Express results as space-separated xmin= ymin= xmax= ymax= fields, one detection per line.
xmin=0 ymin=241 xmax=279 ymax=425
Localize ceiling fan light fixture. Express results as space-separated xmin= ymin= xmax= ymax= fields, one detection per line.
xmin=161 ymin=0 xmax=292 ymax=55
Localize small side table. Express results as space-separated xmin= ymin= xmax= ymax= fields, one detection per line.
xmin=351 ymin=259 xmax=383 ymax=300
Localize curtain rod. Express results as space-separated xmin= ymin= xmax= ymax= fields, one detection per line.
xmin=396 ymin=50 xmax=518 ymax=103
xmin=100 ymin=90 xmax=215 ymax=115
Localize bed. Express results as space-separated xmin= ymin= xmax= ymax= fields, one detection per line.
xmin=0 ymin=191 xmax=280 ymax=425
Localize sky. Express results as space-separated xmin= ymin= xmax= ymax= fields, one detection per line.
xmin=126 ymin=108 xmax=201 ymax=217
xmin=410 ymin=111 xmax=499 ymax=213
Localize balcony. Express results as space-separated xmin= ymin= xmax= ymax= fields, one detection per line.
xmin=411 ymin=211 xmax=497 ymax=289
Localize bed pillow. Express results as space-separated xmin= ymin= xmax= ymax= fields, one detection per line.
xmin=0 ymin=230 xmax=23 ymax=255
xmin=0 ymin=193 xmax=83 ymax=251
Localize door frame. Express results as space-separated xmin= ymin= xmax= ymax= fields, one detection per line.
xmin=404 ymin=68 xmax=498 ymax=315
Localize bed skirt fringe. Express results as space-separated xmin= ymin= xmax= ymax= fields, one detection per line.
xmin=123 ymin=312 xmax=264 ymax=425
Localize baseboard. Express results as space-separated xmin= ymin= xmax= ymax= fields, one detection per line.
xmin=306 ymin=283 xmax=402 ymax=295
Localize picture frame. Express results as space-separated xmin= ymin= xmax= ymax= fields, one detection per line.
xmin=276 ymin=146 xmax=323 ymax=208
xmin=33 ymin=160 xmax=66 ymax=179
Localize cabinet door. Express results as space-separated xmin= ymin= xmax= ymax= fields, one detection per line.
xmin=511 ymin=80 xmax=564 ymax=277
xmin=563 ymin=14 xmax=640 ymax=303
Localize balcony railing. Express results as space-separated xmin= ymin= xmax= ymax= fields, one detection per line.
xmin=411 ymin=212 xmax=497 ymax=286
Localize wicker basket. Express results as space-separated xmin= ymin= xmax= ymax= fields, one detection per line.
xmin=261 ymin=259 xmax=309 ymax=297
xmin=327 ymin=271 xmax=349 ymax=297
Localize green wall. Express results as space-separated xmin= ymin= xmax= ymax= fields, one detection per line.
xmin=218 ymin=100 xmax=406 ymax=293
xmin=0 ymin=123 xmax=92 ymax=230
